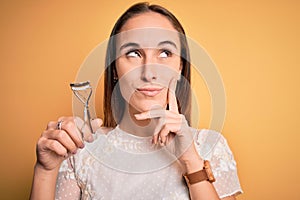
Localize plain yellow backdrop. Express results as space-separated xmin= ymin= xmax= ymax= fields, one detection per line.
xmin=0 ymin=0 xmax=299 ymax=199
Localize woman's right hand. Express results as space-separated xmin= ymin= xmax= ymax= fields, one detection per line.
xmin=36 ymin=116 xmax=104 ymax=172
xmin=35 ymin=116 xmax=85 ymax=172
xmin=30 ymin=117 xmax=103 ymax=200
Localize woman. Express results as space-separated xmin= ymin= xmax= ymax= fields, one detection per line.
xmin=30 ymin=2 xmax=242 ymax=200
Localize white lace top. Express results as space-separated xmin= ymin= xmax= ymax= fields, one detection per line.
xmin=56 ymin=126 xmax=242 ymax=199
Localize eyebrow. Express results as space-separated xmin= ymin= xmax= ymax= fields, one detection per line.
xmin=157 ymin=41 xmax=178 ymax=49
xmin=119 ymin=40 xmax=178 ymax=51
xmin=119 ymin=42 xmax=140 ymax=51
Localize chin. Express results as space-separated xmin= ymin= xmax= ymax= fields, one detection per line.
xmin=129 ymin=99 xmax=167 ymax=113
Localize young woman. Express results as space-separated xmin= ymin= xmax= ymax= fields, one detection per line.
xmin=30 ymin=2 xmax=242 ymax=200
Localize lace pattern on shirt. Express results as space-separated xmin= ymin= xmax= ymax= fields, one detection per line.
xmin=195 ymin=129 xmax=243 ymax=198
xmin=55 ymin=128 xmax=242 ymax=199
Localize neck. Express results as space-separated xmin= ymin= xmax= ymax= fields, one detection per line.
xmin=119 ymin=104 xmax=157 ymax=137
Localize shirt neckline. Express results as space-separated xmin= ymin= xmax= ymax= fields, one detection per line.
xmin=114 ymin=125 xmax=154 ymax=141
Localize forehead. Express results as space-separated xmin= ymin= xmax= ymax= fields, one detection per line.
xmin=120 ymin=12 xmax=176 ymax=32
xmin=116 ymin=12 xmax=180 ymax=49
xmin=115 ymin=28 xmax=180 ymax=49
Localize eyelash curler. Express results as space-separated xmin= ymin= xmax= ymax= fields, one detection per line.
xmin=70 ymin=81 xmax=94 ymax=138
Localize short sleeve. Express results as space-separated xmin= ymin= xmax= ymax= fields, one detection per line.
xmin=55 ymin=156 xmax=81 ymax=200
xmin=194 ymin=129 xmax=243 ymax=198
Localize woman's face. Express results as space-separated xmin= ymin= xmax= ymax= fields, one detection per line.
xmin=115 ymin=12 xmax=182 ymax=113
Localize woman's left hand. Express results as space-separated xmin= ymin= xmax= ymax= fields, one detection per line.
xmin=134 ymin=78 xmax=202 ymax=166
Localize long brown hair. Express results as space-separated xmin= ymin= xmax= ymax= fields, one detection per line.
xmin=103 ymin=2 xmax=191 ymax=127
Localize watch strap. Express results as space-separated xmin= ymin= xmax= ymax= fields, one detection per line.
xmin=184 ymin=160 xmax=215 ymax=185
xmin=184 ymin=168 xmax=208 ymax=185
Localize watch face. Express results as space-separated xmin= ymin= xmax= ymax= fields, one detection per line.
xmin=204 ymin=160 xmax=216 ymax=182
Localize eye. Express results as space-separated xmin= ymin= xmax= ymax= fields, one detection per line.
xmin=126 ymin=50 xmax=141 ymax=58
xmin=159 ymin=49 xmax=172 ymax=58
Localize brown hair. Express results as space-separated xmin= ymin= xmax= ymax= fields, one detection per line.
xmin=103 ymin=2 xmax=191 ymax=127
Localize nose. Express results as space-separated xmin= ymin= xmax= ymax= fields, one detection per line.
xmin=141 ymin=64 xmax=157 ymax=82
xmin=141 ymin=52 xmax=157 ymax=82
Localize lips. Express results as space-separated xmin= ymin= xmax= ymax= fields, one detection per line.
xmin=136 ymin=86 xmax=163 ymax=97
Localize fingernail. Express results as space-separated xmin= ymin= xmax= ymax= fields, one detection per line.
xmin=87 ymin=135 xmax=94 ymax=142
xmin=134 ymin=114 xmax=141 ymax=119
xmin=72 ymin=150 xmax=77 ymax=154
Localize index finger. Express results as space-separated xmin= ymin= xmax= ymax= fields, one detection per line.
xmin=60 ymin=117 xmax=85 ymax=147
xmin=168 ymin=78 xmax=179 ymax=113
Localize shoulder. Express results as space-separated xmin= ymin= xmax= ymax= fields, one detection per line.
xmin=191 ymin=127 xmax=243 ymax=198
xmin=192 ymin=128 xmax=237 ymax=170
xmin=190 ymin=127 xmax=225 ymax=159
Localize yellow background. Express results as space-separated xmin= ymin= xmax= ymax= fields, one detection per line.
xmin=0 ymin=0 xmax=299 ymax=199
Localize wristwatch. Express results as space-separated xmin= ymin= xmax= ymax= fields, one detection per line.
xmin=184 ymin=160 xmax=216 ymax=185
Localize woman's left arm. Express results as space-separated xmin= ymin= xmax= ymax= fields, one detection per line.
xmin=182 ymin=146 xmax=237 ymax=200
xmin=135 ymin=79 xmax=222 ymax=199
xmin=182 ymin=151 xmax=220 ymax=200
xmin=135 ymin=79 xmax=242 ymax=199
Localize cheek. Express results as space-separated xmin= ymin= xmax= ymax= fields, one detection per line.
xmin=172 ymin=57 xmax=182 ymax=72
xmin=115 ymin=59 xmax=126 ymax=78
xmin=116 ymin=67 xmax=142 ymax=104
xmin=116 ymin=57 xmax=142 ymax=78
xmin=159 ymin=58 xmax=182 ymax=81
xmin=115 ymin=59 xmax=134 ymax=100
xmin=161 ymin=55 xmax=182 ymax=69
xmin=118 ymin=77 xmax=135 ymax=104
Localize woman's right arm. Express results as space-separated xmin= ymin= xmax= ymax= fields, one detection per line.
xmin=30 ymin=163 xmax=61 ymax=200
xmin=30 ymin=117 xmax=85 ymax=200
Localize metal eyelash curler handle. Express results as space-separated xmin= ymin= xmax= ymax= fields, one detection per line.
xmin=70 ymin=81 xmax=94 ymax=139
